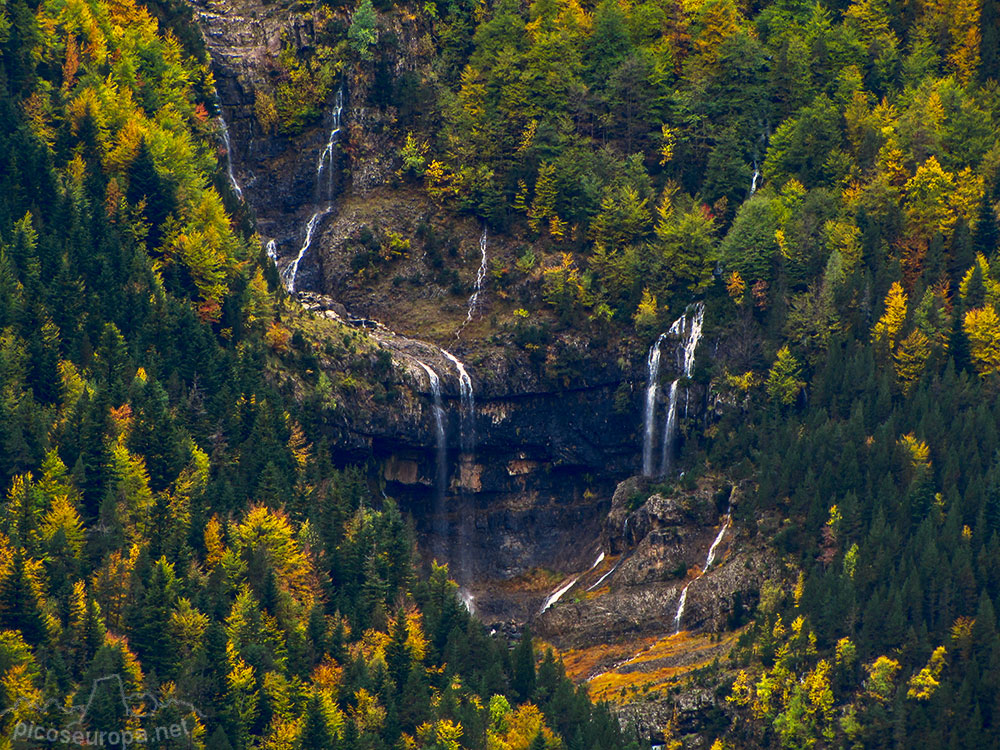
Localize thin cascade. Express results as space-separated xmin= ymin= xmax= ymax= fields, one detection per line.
xmin=265 ymin=239 xmax=278 ymax=264
xmin=283 ymin=208 xmax=330 ymax=294
xmin=282 ymin=86 xmax=344 ymax=294
xmin=660 ymin=380 xmax=681 ymax=475
xmin=217 ymin=115 xmax=244 ymax=200
xmin=589 ymin=551 xmax=605 ymax=571
xmin=457 ymin=226 xmax=489 ymax=338
xmin=674 ymin=505 xmax=732 ymax=634
xmin=659 ymin=303 xmax=705 ymax=476
xmin=672 ymin=586 xmax=689 ymax=633
xmin=704 ymin=507 xmax=732 ymax=569
xmin=441 ymin=350 xmax=475 ymax=453
xmin=642 ymin=333 xmax=668 ymax=476
xmin=316 ymin=87 xmax=344 ymax=202
xmin=539 ymin=551 xmax=605 ymax=613
xmin=588 ymin=558 xmax=622 ymax=592
xmin=750 ymin=161 xmax=760 ymax=196
xmin=416 ymin=362 xmax=447 ymax=503
xmin=540 ymin=576 xmax=580 ymax=614
xmin=458 ymin=588 xmax=476 ymax=615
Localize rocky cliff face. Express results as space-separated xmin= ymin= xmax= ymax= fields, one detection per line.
xmin=191 ymin=0 xmax=665 ymax=606
xmin=192 ymin=0 xmax=756 ymax=734
xmin=531 ymin=477 xmax=777 ymax=742
xmin=298 ymin=293 xmax=648 ymax=620
xmin=193 ymin=0 xmax=434 ymax=286
xmin=193 ymin=0 xmax=329 ymax=246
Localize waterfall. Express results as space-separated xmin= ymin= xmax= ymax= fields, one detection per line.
xmin=315 ymin=88 xmax=344 ymax=202
xmin=282 ymin=208 xmax=330 ymax=294
xmin=661 ymin=381 xmax=680 ymax=476
xmin=587 ymin=557 xmax=622 ymax=591
xmin=673 ymin=585 xmax=689 ymax=633
xmin=642 ymin=333 xmax=668 ymax=476
xmin=454 ymin=225 xmax=489 ymax=341
xmin=539 ymin=551 xmax=605 ymax=613
xmin=417 ymin=362 xmax=447 ymax=502
xmin=589 ymin=551 xmax=605 ymax=570
xmin=458 ymin=588 xmax=476 ymax=615
xmin=704 ymin=507 xmax=732 ymax=569
xmin=673 ymin=505 xmax=732 ymax=634
xmin=217 ymin=116 xmax=244 ymax=201
xmin=280 ymin=86 xmax=344 ymax=292
xmin=750 ymin=162 xmax=760 ymax=196
xmin=540 ymin=576 xmax=580 ymax=614
xmin=441 ymin=350 xmax=474 ymax=453
xmin=658 ymin=303 xmax=705 ymax=476
xmin=265 ymin=239 xmax=278 ymax=264
xmin=464 ymin=226 xmax=489 ymax=324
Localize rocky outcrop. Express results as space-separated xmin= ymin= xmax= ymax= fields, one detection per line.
xmin=192 ymin=0 xmax=336 ymax=245
xmin=524 ymin=476 xmax=775 ymax=743
xmin=191 ymin=0 xmax=439 ymax=289
xmin=298 ymin=293 xmax=640 ymax=618
xmin=534 ymin=478 xmax=771 ymax=647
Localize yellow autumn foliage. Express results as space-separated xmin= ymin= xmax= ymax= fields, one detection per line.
xmin=964 ymin=306 xmax=1000 ymax=375
xmin=908 ymin=646 xmax=947 ymax=700
xmin=871 ymin=282 xmax=908 ymax=348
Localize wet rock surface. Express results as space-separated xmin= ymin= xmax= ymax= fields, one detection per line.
xmin=300 ymin=299 xmax=638 ymax=587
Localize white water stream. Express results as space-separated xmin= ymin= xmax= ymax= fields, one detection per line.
xmin=673 ymin=505 xmax=732 ymax=633
xmin=441 ymin=350 xmax=475 ymax=453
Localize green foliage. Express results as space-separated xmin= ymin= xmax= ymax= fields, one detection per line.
xmin=348 ymin=0 xmax=378 ymax=59
xmin=5 ymin=0 xmax=1000 ymax=745
xmin=0 ymin=1 xmax=637 ymax=748
xmin=766 ymin=346 xmax=804 ymax=405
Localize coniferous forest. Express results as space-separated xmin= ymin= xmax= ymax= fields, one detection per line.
xmin=1 ymin=0 xmax=1000 ymax=744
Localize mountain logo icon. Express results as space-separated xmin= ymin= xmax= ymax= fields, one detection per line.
xmin=1 ymin=674 xmax=202 ymax=747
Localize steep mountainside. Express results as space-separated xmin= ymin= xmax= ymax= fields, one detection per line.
xmin=5 ymin=0 xmax=1000 ymax=742
xmin=188 ymin=0 xmax=1000 ymax=743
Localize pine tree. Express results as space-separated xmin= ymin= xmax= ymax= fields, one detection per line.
xmin=512 ymin=628 xmax=536 ymax=703
xmin=299 ymin=695 xmax=333 ymax=750
xmin=348 ymin=0 xmax=378 ymax=59
xmin=0 ymin=551 xmax=50 ymax=647
xmin=386 ymin=608 xmax=411 ymax=691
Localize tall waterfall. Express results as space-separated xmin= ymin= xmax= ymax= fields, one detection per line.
xmin=315 ymin=88 xmax=344 ymax=202
xmin=659 ymin=303 xmax=705 ymax=476
xmin=672 ymin=586 xmax=688 ymax=634
xmin=674 ymin=505 xmax=731 ymax=633
xmin=750 ymin=162 xmax=760 ymax=196
xmin=642 ymin=333 xmax=668 ymax=476
xmin=417 ymin=362 xmax=447 ymax=502
xmin=661 ymin=380 xmax=681 ymax=476
xmin=282 ymin=208 xmax=330 ymax=294
xmin=441 ymin=350 xmax=475 ymax=453
xmin=217 ymin=116 xmax=244 ymax=200
xmin=277 ymin=86 xmax=344 ymax=293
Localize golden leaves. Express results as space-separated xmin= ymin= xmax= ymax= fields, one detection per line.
xmin=963 ymin=306 xmax=1000 ymax=375
xmin=871 ymin=282 xmax=908 ymax=347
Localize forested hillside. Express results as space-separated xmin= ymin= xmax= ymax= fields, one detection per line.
xmin=332 ymin=0 xmax=1000 ymax=742
xmin=3 ymin=0 xmax=1000 ymax=742
xmin=0 ymin=0 xmax=635 ymax=747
